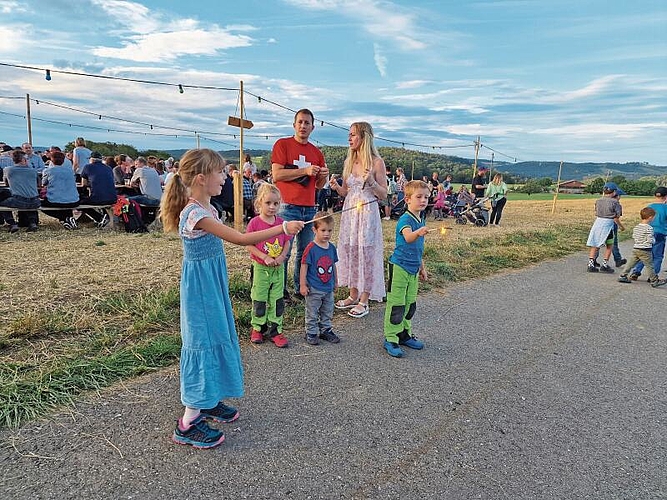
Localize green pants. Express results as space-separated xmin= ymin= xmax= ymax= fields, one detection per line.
xmin=251 ymin=261 xmax=285 ymax=334
xmin=383 ymin=263 xmax=418 ymax=343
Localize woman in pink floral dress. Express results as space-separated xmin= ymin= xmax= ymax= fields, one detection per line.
xmin=331 ymin=122 xmax=388 ymax=318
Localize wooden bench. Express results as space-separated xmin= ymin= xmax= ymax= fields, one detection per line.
xmin=0 ymin=204 xmax=159 ymax=230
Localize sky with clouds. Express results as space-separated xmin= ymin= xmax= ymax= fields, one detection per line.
xmin=0 ymin=0 xmax=665 ymax=165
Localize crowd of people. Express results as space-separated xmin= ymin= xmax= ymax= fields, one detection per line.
xmin=0 ymin=138 xmax=179 ymax=232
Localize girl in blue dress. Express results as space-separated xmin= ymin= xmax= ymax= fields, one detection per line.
xmin=161 ymin=149 xmax=304 ymax=449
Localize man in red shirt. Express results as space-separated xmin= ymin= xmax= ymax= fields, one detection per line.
xmin=272 ymin=108 xmax=329 ymax=300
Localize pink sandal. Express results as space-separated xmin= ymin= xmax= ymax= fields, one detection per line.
xmin=335 ymin=296 xmax=359 ymax=310
xmin=348 ymin=303 xmax=369 ymax=318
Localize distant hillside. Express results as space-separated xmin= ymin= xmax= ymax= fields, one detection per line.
xmin=493 ymin=160 xmax=667 ymax=181
xmin=165 ymin=149 xmax=267 ymax=161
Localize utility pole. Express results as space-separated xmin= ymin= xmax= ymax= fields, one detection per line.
xmin=26 ymin=94 xmax=33 ymax=144
xmin=472 ymin=136 xmax=480 ymax=177
xmin=490 ymin=152 xmax=494 ymax=180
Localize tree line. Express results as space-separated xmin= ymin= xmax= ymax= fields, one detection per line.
xmin=62 ymin=140 xmax=172 ymax=160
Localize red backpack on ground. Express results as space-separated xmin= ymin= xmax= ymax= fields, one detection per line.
xmin=112 ymin=195 xmax=148 ymax=233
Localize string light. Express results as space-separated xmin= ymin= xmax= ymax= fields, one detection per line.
xmin=0 ymin=64 xmax=519 ymax=159
xmin=0 ymin=62 xmax=237 ymax=91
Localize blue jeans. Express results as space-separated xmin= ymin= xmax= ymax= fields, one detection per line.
xmin=317 ymin=189 xmax=330 ymax=211
xmin=632 ymin=233 xmax=666 ymax=276
xmin=128 ymin=195 xmax=160 ymax=207
xmin=279 ymin=203 xmax=316 ymax=294
xmin=0 ymin=193 xmax=40 ymax=226
xmin=304 ymin=288 xmax=334 ymax=338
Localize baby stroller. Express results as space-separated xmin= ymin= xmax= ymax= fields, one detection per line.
xmin=437 ymin=194 xmax=459 ymax=219
xmin=455 ymin=197 xmax=489 ymax=226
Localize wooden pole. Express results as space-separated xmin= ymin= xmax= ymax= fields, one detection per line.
xmin=25 ymin=94 xmax=33 ymax=144
xmin=551 ymin=160 xmax=563 ymax=215
xmin=472 ymin=136 xmax=480 ymax=178
xmin=410 ymin=160 xmax=415 ymax=180
xmin=195 ymin=133 xmax=200 ymax=149
xmin=233 ymin=81 xmax=244 ymax=231
xmin=490 ymin=152 xmax=494 ymax=182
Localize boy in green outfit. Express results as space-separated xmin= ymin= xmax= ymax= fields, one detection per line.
xmin=383 ymin=180 xmax=431 ymax=358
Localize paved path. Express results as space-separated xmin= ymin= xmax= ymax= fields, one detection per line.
xmin=1 ymin=243 xmax=665 ymax=499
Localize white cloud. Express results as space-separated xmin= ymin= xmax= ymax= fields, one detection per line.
xmin=373 ymin=43 xmax=387 ymax=78
xmin=531 ymin=122 xmax=667 ymax=139
xmin=91 ymin=0 xmax=159 ymax=32
xmin=89 ymin=1 xmax=254 ymax=62
xmin=547 ymin=75 xmax=621 ymax=103
xmin=395 ymin=80 xmax=431 ymax=90
xmin=0 ymin=0 xmax=27 ymax=14
xmin=283 ymin=0 xmax=426 ymax=51
xmin=92 ymin=28 xmax=253 ymax=62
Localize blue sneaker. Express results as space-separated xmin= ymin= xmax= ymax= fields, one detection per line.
xmin=400 ymin=336 xmax=424 ymax=350
xmin=384 ymin=341 xmax=404 ymax=358
xmin=200 ymin=402 xmax=239 ymax=423
xmin=172 ymin=415 xmax=225 ymax=449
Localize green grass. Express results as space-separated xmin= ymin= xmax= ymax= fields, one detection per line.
xmin=0 ymin=222 xmax=593 ymax=428
xmin=0 ymin=335 xmax=180 ymax=428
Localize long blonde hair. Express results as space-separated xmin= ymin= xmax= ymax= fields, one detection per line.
xmin=492 ymin=173 xmax=503 ymax=185
xmin=160 ymin=149 xmax=225 ymax=233
xmin=342 ymin=122 xmax=379 ymax=180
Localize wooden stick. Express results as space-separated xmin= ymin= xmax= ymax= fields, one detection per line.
xmin=304 ymin=199 xmax=379 ymax=225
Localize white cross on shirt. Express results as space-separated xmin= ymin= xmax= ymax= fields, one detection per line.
xmin=293 ymin=154 xmax=311 ymax=168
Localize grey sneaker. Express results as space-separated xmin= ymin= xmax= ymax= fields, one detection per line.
xmin=305 ymin=334 xmax=319 ymax=345
xmin=650 ymin=279 xmax=667 ymax=288
xmin=319 ymin=329 xmax=340 ymax=343
xmin=618 ymin=275 xmax=632 ymax=283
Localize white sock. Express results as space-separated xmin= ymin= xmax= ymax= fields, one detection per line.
xmin=181 ymin=407 xmax=201 ymax=428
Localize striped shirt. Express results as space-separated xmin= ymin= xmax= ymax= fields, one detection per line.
xmin=632 ymin=223 xmax=654 ymax=249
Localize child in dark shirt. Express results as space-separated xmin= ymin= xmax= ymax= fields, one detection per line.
xmin=300 ymin=212 xmax=340 ymax=345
